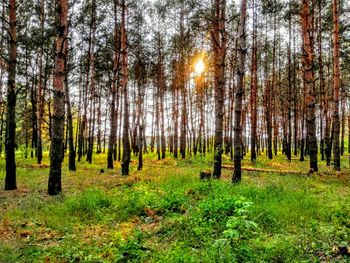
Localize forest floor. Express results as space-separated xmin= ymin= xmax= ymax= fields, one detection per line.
xmin=0 ymin=152 xmax=350 ymax=262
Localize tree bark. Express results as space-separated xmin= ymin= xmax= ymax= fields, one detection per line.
xmin=233 ymin=0 xmax=247 ymax=183
xmin=179 ymin=5 xmax=187 ymax=159
xmin=5 ymin=0 xmax=17 ymax=190
xmin=212 ymin=0 xmax=226 ymax=179
xmin=108 ymin=0 xmax=121 ymax=169
xmin=301 ymin=0 xmax=318 ymax=172
xmin=332 ymin=0 xmax=340 ymax=170
xmin=48 ymin=0 xmax=68 ymax=195
xmin=86 ymin=0 xmax=96 ymax=164
xmin=121 ymin=0 xmax=131 ymax=175
xmin=65 ymin=48 xmax=76 ymax=171
xmin=37 ymin=0 xmax=45 ymax=165
xmin=250 ymin=0 xmax=258 ymax=162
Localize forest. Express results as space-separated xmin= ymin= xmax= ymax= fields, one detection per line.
xmin=0 ymin=0 xmax=350 ymax=261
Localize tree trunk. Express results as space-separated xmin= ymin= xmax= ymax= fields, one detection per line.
xmin=48 ymin=0 xmax=68 ymax=195
xmin=179 ymin=5 xmax=187 ymax=159
xmin=340 ymin=90 xmax=345 ymax=155
xmin=332 ymin=0 xmax=340 ymax=170
xmin=5 ymin=0 xmax=17 ymax=190
xmin=37 ymin=0 xmax=45 ymax=165
xmin=250 ymin=0 xmax=258 ymax=162
xmin=173 ymin=84 xmax=178 ymax=158
xmin=286 ymin=0 xmax=292 ymax=161
xmin=65 ymin=47 xmax=76 ymax=171
xmin=212 ymin=0 xmax=226 ymax=179
xmin=318 ymin=0 xmax=325 ymax=161
xmin=301 ymin=0 xmax=318 ymax=172
xmin=121 ymin=0 xmax=131 ymax=175
xmin=108 ymin=0 xmax=121 ymax=169
xmin=233 ymin=0 xmax=247 ymax=183
xmin=86 ymin=0 xmax=96 ymax=164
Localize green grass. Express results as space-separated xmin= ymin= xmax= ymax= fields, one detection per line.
xmin=0 ymin=151 xmax=350 ymax=262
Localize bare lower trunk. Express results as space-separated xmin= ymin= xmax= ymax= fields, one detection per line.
xmin=301 ymin=0 xmax=317 ymax=172
xmin=65 ymin=49 xmax=75 ymax=171
xmin=5 ymin=0 xmax=17 ymax=190
xmin=233 ymin=0 xmax=247 ymax=183
xmin=212 ymin=0 xmax=226 ymax=179
xmin=120 ymin=0 xmax=130 ymax=175
xmin=332 ymin=0 xmax=340 ymax=170
xmin=48 ymin=0 xmax=68 ymax=195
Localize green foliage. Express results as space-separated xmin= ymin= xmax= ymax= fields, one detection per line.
xmin=115 ymin=230 xmax=148 ymax=262
xmin=197 ymin=195 xmax=248 ymax=222
xmin=222 ymin=200 xmax=259 ymax=240
xmin=66 ymin=188 xmax=112 ymax=219
xmin=1 ymin=153 xmax=350 ymax=262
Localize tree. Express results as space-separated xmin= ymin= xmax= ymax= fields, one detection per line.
xmin=332 ymin=0 xmax=340 ymax=170
xmin=4 ymin=0 xmax=17 ymax=190
xmin=86 ymin=0 xmax=97 ymax=164
xmin=65 ymin=47 xmax=76 ymax=171
xmin=107 ymin=0 xmax=121 ymax=170
xmin=212 ymin=0 xmax=226 ymax=179
xmin=37 ymin=0 xmax=45 ymax=165
xmin=301 ymin=0 xmax=318 ymax=173
xmin=48 ymin=0 xmax=68 ymax=195
xmin=233 ymin=0 xmax=247 ymax=183
xmin=179 ymin=3 xmax=187 ymax=160
xmin=250 ymin=0 xmax=258 ymax=162
xmin=121 ymin=0 xmax=131 ymax=176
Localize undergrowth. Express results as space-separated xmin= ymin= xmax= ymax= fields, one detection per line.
xmin=0 ymin=152 xmax=349 ymax=262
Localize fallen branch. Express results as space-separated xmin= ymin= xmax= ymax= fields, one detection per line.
xmin=221 ymin=165 xmax=308 ymax=175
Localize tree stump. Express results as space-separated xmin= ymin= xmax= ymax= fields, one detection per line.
xmin=200 ymin=170 xmax=212 ymax=180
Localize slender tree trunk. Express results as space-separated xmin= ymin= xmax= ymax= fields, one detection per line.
xmin=179 ymin=5 xmax=187 ymax=159
xmin=37 ymin=0 xmax=45 ymax=165
xmin=0 ymin=1 xmax=5 ymax=158
xmin=271 ymin=10 xmax=278 ymax=157
xmin=318 ymin=0 xmax=325 ymax=161
xmin=286 ymin=0 xmax=292 ymax=161
xmin=212 ymin=0 xmax=226 ymax=179
xmin=121 ymin=0 xmax=131 ymax=175
xmin=31 ymin=73 xmax=38 ymax=158
xmin=332 ymin=0 xmax=340 ymax=170
xmin=250 ymin=0 xmax=257 ymax=162
xmin=86 ymin=0 xmax=96 ymax=164
xmin=118 ymin=93 xmax=122 ymax=162
xmin=108 ymin=1 xmax=120 ymax=169
xmin=5 ymin=0 xmax=17 ymax=190
xmin=233 ymin=0 xmax=247 ymax=183
xmin=48 ymin=0 xmax=68 ymax=195
xmin=138 ymin=124 xmax=143 ymax=170
xmin=340 ymin=91 xmax=345 ymax=155
xmin=23 ymin=39 xmax=30 ymax=159
xmin=108 ymin=91 xmax=116 ymax=166
xmin=325 ymin=43 xmax=332 ymax=165
xmin=96 ymin=91 xmax=102 ymax=154
xmin=173 ymin=85 xmax=178 ymax=158
xmin=103 ymin=103 xmax=107 ymax=154
xmin=65 ymin=48 xmax=76 ymax=171
xmin=293 ymin=27 xmax=298 ymax=157
xmin=160 ymin=82 xmax=166 ymax=159
xmin=301 ymin=0 xmax=318 ymax=172
xmin=155 ymin=83 xmax=160 ymax=160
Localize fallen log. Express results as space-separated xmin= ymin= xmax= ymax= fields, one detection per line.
xmin=221 ymin=165 xmax=308 ymax=175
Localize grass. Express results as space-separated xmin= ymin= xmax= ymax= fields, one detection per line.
xmin=0 ymin=151 xmax=350 ymax=262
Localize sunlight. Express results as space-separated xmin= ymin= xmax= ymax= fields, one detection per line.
xmin=194 ymin=59 xmax=205 ymax=75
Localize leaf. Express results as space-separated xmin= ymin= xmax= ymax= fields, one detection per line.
xmin=223 ymin=229 xmax=240 ymax=239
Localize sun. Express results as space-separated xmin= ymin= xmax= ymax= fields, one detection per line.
xmin=194 ymin=59 xmax=205 ymax=75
